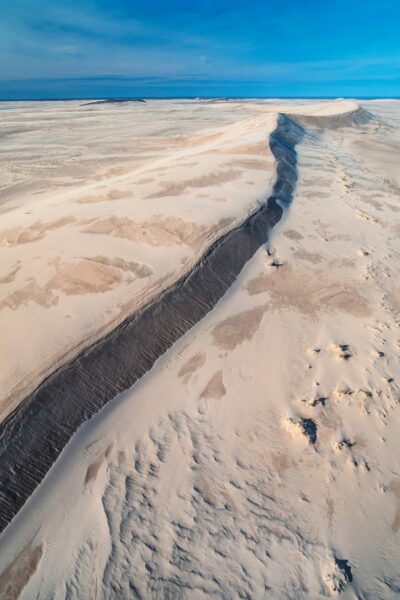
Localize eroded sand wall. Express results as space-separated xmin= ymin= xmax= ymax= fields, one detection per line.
xmin=0 ymin=114 xmax=302 ymax=532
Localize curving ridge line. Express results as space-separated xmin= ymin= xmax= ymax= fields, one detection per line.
xmin=0 ymin=105 xmax=362 ymax=534
xmin=283 ymin=105 xmax=373 ymax=129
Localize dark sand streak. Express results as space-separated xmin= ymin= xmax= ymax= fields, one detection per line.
xmin=0 ymin=114 xmax=303 ymax=533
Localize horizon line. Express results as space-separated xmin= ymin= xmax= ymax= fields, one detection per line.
xmin=1 ymin=95 xmax=399 ymax=102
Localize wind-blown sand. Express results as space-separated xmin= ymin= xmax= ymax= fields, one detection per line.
xmin=0 ymin=99 xmax=399 ymax=599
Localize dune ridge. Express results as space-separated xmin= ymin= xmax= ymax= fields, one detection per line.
xmin=0 ymin=102 xmax=306 ymax=532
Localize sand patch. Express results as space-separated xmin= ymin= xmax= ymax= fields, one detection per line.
xmin=300 ymin=177 xmax=333 ymax=189
xmin=326 ymin=498 xmax=335 ymax=527
xmin=283 ymin=229 xmax=304 ymax=240
xmin=0 ymin=216 xmax=76 ymax=246
xmin=49 ymin=259 xmax=123 ymax=296
xmin=303 ymin=191 xmax=333 ymax=200
xmin=292 ymin=249 xmax=322 ymax=264
xmin=136 ymin=177 xmax=154 ymax=185
xmin=84 ymin=215 xmax=206 ymax=248
xmin=200 ymin=370 xmax=226 ymax=399
xmin=211 ymin=304 xmax=268 ymax=350
xmin=246 ymin=266 xmax=369 ymax=318
xmin=0 ymin=280 xmax=56 ymax=310
xmin=224 ymin=141 xmax=270 ymax=156
xmin=76 ymin=189 xmax=131 ymax=204
xmin=0 ymin=258 xmax=129 ymax=311
xmin=0 ymin=541 xmax=43 ymax=600
xmin=389 ymin=480 xmax=400 ymax=532
xmin=0 ymin=263 xmax=20 ymax=284
xmin=270 ymin=452 xmax=290 ymax=475
xmin=225 ymin=158 xmax=273 ymax=171
xmin=84 ymin=215 xmax=234 ymax=250
xmin=147 ymin=170 xmax=242 ymax=199
xmin=329 ymin=257 xmax=356 ymax=269
xmin=117 ymin=451 xmax=126 ymax=466
xmin=178 ymin=352 xmax=207 ymax=383
xmin=86 ymin=256 xmax=152 ymax=278
xmin=177 ymin=161 xmax=199 ymax=168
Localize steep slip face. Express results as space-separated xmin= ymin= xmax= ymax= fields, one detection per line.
xmin=0 ymin=113 xmax=302 ymax=534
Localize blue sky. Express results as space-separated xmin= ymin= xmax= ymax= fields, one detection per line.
xmin=0 ymin=0 xmax=399 ymax=99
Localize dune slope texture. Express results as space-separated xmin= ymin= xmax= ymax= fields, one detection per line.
xmin=0 ymin=99 xmax=399 ymax=599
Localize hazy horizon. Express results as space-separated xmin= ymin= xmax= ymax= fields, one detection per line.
xmin=1 ymin=92 xmax=399 ymax=102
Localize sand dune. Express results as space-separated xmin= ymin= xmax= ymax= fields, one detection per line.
xmin=0 ymin=101 xmax=277 ymax=419
xmin=0 ymin=99 xmax=399 ymax=599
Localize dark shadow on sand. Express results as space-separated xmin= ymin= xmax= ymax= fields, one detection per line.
xmin=0 ymin=115 xmax=304 ymax=533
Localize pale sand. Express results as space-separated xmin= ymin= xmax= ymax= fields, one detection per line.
xmin=0 ymin=99 xmax=399 ymax=599
xmin=0 ymin=101 xmax=277 ymax=420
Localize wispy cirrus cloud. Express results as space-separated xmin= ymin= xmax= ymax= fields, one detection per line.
xmin=0 ymin=0 xmax=400 ymax=97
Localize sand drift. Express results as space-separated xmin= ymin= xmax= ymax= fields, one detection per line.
xmin=0 ymin=113 xmax=303 ymax=532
